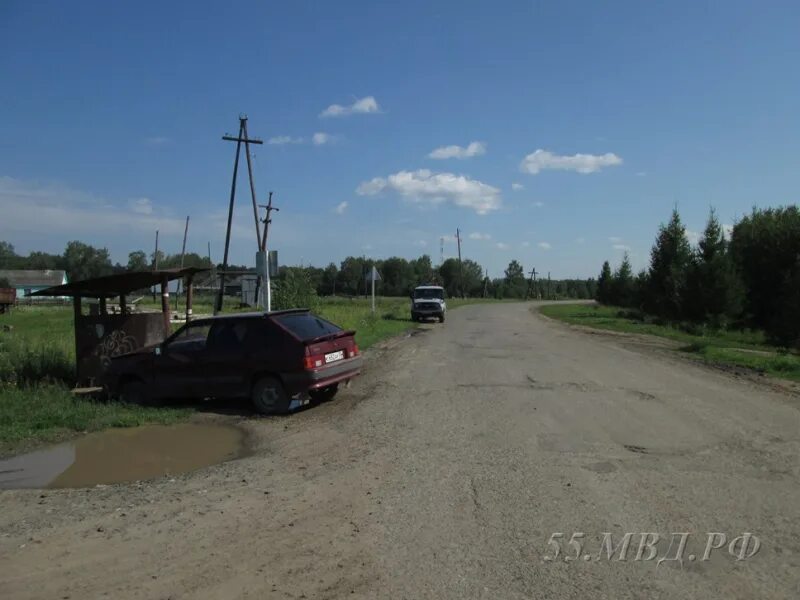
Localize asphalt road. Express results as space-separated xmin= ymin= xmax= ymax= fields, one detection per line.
xmin=1 ymin=302 xmax=798 ymax=599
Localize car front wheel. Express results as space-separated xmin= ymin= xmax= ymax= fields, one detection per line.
xmin=252 ymin=376 xmax=291 ymax=415
xmin=119 ymin=379 xmax=154 ymax=406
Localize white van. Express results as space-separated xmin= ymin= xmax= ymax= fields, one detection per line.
xmin=410 ymin=285 xmax=446 ymax=323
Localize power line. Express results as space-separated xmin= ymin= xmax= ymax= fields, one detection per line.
xmin=456 ymin=228 xmax=464 ymax=298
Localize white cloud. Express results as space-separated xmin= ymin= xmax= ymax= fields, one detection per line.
xmin=723 ymin=224 xmax=733 ymax=238
xmin=312 ymin=132 xmax=334 ymax=145
xmin=575 ymin=237 xmax=586 ymax=244
xmin=520 ymin=149 xmax=623 ymax=175
xmin=413 ymin=240 xmax=428 ymax=247
xmin=511 ymin=182 xmax=524 ymax=191
xmin=428 ymin=141 xmax=486 ymax=160
xmin=533 ymin=201 xmax=544 ymax=208
xmin=0 ymin=176 xmax=195 ymax=240
xmin=636 ymin=171 xmax=647 ymax=177
xmin=130 ymin=197 xmax=153 ymax=215
xmin=334 ymin=201 xmax=348 ymax=215
xmin=145 ymin=136 xmax=170 ymax=145
xmin=320 ymin=96 xmax=381 ymax=118
xmin=268 ymin=135 xmax=304 ymax=145
xmin=356 ymin=169 xmax=501 ymax=215
xmin=496 ymin=242 xmax=510 ymax=250
xmin=521 ymin=241 xmax=530 ymax=247
xmin=613 ymin=244 xmax=631 ymax=251
xmin=469 ymin=232 xmax=491 ymax=240
xmin=686 ymin=230 xmax=701 ymax=245
xmin=609 ymin=236 xmax=623 ymax=243
xmin=538 ymin=242 xmax=552 ymax=250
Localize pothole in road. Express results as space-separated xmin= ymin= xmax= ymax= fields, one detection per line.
xmin=0 ymin=423 xmax=248 ymax=490
xmin=624 ymin=444 xmax=649 ymax=454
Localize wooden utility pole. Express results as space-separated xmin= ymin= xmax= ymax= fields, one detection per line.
xmin=482 ymin=268 xmax=489 ymax=298
xmin=257 ymin=192 xmax=280 ymax=311
xmin=216 ymin=116 xmax=264 ymax=314
xmin=241 ymin=119 xmax=263 ymax=248
xmin=175 ymin=216 xmax=189 ymax=311
xmin=456 ymin=228 xmax=464 ymax=298
xmin=259 ymin=192 xmax=279 ymax=251
xmin=153 ymin=230 xmax=159 ymax=270
xmin=525 ymin=267 xmax=538 ymax=300
xmin=152 ymin=230 xmax=159 ymax=301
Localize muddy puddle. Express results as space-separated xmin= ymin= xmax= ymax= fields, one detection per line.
xmin=0 ymin=423 xmax=247 ymax=490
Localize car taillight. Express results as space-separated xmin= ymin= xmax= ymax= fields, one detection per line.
xmin=351 ymin=345 xmax=359 ymax=357
xmin=303 ymin=355 xmax=324 ymax=370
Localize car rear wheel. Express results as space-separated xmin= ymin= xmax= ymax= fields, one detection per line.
xmin=252 ymin=376 xmax=291 ymax=415
xmin=119 ymin=379 xmax=154 ymax=406
xmin=309 ymin=384 xmax=339 ymax=404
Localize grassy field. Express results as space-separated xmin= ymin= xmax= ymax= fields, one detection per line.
xmin=540 ymin=303 xmax=800 ymax=382
xmin=0 ymin=296 xmax=489 ymax=453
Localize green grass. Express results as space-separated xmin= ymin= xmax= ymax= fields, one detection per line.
xmin=0 ymin=383 xmax=189 ymax=457
xmin=540 ymin=303 xmax=800 ymax=382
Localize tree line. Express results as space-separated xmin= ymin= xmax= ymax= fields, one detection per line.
xmin=278 ymin=255 xmax=595 ymax=300
xmin=1 ymin=240 xmax=595 ymax=301
xmin=596 ymin=206 xmax=800 ymax=348
xmin=0 ymin=241 xmax=212 ymax=283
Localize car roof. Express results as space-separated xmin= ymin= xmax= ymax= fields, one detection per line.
xmin=191 ymin=308 xmax=310 ymax=322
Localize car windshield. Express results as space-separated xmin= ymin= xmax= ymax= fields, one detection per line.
xmin=274 ymin=313 xmax=342 ymax=340
xmin=414 ymin=288 xmax=444 ymax=300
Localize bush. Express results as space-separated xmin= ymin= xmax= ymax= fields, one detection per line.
xmin=271 ymin=268 xmax=320 ymax=311
xmin=0 ymin=334 xmax=74 ymax=386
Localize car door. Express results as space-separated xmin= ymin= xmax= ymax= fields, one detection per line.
xmin=201 ymin=319 xmax=251 ymax=399
xmin=153 ymin=321 xmax=212 ymax=399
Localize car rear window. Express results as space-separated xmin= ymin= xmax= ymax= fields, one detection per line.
xmin=273 ymin=313 xmax=342 ymax=340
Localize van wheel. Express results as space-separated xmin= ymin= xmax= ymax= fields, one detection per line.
xmin=309 ymin=384 xmax=339 ymax=404
xmin=252 ymin=376 xmax=291 ymax=415
xmin=119 ymin=379 xmax=153 ymax=406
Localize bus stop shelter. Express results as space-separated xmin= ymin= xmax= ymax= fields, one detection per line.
xmin=29 ymin=267 xmax=208 ymax=387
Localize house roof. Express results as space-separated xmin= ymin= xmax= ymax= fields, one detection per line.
xmin=27 ymin=267 xmax=208 ymax=299
xmin=0 ymin=269 xmax=67 ymax=288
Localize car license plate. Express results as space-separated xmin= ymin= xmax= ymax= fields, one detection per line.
xmin=325 ymin=350 xmax=344 ymax=364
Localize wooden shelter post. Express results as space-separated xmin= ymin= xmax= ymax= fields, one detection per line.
xmin=160 ymin=275 xmax=171 ymax=333
xmin=72 ymin=296 xmax=82 ymax=380
xmin=185 ymin=275 xmax=194 ymax=322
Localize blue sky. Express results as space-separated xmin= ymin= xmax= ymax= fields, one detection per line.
xmin=1 ymin=0 xmax=798 ymax=278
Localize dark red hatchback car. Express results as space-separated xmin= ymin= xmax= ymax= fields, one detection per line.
xmin=105 ymin=309 xmax=363 ymax=414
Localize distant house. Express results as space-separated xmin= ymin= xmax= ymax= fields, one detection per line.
xmin=0 ymin=269 xmax=69 ymax=301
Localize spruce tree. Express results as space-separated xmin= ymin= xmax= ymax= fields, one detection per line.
xmin=612 ymin=253 xmax=635 ymax=307
xmin=596 ymin=261 xmax=613 ymax=304
xmin=646 ymin=209 xmax=692 ymax=320
xmin=686 ymin=208 xmax=743 ymax=325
